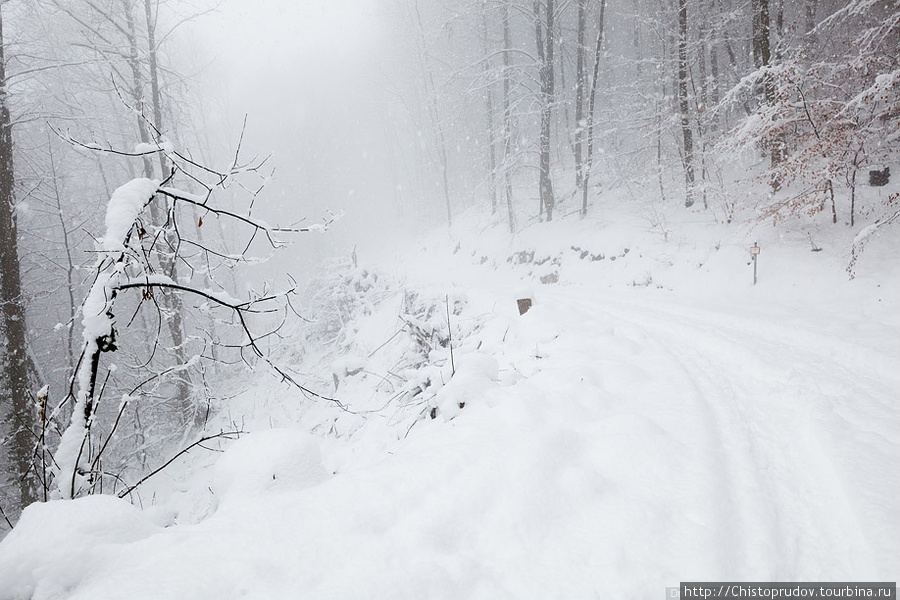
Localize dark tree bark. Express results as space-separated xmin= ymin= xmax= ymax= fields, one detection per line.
xmin=677 ymin=0 xmax=696 ymax=207
xmin=752 ymin=0 xmax=772 ymax=92
xmin=121 ymin=0 xmax=156 ymax=179
xmin=0 ymin=5 xmax=38 ymax=509
xmin=581 ymin=0 xmax=606 ymax=216
xmin=708 ymin=0 xmax=720 ymax=127
xmin=805 ymin=0 xmax=817 ymax=37
xmin=631 ymin=0 xmax=643 ymax=77
xmin=535 ymin=0 xmax=556 ymax=220
xmin=141 ymin=0 xmax=194 ymax=421
xmin=101 ymin=0 xmax=194 ymax=421
xmin=479 ymin=0 xmax=498 ymax=214
xmin=574 ymin=0 xmax=587 ymax=189
xmin=752 ymin=0 xmax=783 ymax=187
xmin=698 ymin=2 xmax=709 ymax=111
xmin=46 ymin=133 xmax=77 ymax=375
xmin=501 ymin=1 xmax=515 ymax=233
xmin=144 ymin=0 xmax=168 ymax=179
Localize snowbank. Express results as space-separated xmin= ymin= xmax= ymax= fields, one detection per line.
xmin=0 ymin=496 xmax=160 ymax=599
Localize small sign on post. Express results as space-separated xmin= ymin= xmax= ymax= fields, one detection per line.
xmin=750 ymin=242 xmax=760 ymax=285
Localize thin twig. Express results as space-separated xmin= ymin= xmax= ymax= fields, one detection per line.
xmin=446 ymin=295 xmax=455 ymax=377
xmin=117 ymin=431 xmax=243 ymax=498
xmin=0 ymin=503 xmax=14 ymax=529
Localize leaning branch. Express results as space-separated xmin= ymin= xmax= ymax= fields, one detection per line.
xmin=157 ymin=188 xmax=340 ymax=248
xmin=48 ymin=124 xmax=167 ymax=158
xmin=116 ymin=280 xmax=345 ymax=408
xmin=117 ymin=431 xmax=243 ymax=499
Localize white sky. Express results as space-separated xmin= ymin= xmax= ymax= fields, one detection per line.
xmin=197 ymin=0 xmax=383 ymax=104
xmin=187 ymin=0 xmax=402 ymax=279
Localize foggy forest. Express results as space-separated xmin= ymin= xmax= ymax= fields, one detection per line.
xmin=0 ymin=0 xmax=897 ymax=597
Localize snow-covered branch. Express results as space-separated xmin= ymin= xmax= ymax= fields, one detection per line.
xmin=49 ymin=138 xmax=339 ymax=499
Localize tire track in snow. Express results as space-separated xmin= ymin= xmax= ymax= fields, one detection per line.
xmin=558 ymin=292 xmax=783 ymax=576
xmin=624 ymin=320 xmax=805 ymax=578
xmin=517 ymin=291 xmax=772 ymax=580
xmin=589 ymin=292 xmax=896 ymax=579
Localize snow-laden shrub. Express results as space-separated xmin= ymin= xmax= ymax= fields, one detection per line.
xmin=301 ymin=257 xmax=391 ymax=353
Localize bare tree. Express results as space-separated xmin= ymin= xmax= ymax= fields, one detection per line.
xmin=677 ymin=0 xmax=696 ymax=208
xmin=48 ymin=134 xmax=339 ymax=499
xmin=45 ymin=0 xmax=204 ymax=421
xmin=573 ymin=0 xmax=588 ymax=190
xmin=0 ymin=2 xmax=39 ymax=509
xmin=752 ymin=0 xmax=783 ymax=187
xmin=535 ymin=0 xmax=556 ymax=220
xmin=479 ymin=0 xmax=498 ymax=215
xmin=499 ymin=1 xmax=517 ymax=232
xmin=410 ymin=0 xmax=453 ymax=226
xmin=581 ymin=0 xmax=607 ymax=216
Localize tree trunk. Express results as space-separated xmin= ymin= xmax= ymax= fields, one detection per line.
xmin=632 ymin=0 xmax=643 ymax=78
xmin=46 ymin=132 xmax=77 ymax=376
xmin=827 ymin=179 xmax=836 ymax=224
xmin=708 ymin=0 xmax=720 ymax=129
xmin=677 ymin=0 xmax=696 ymax=207
xmin=479 ymin=0 xmax=498 ymax=214
xmin=752 ymin=0 xmax=772 ymax=98
xmin=752 ymin=0 xmax=782 ymax=187
xmin=581 ymin=0 xmax=606 ymax=216
xmin=121 ymin=0 xmax=155 ymax=178
xmin=774 ymin=0 xmax=783 ymax=58
xmin=805 ymin=0 xmax=817 ymax=37
xmin=849 ymin=154 xmax=860 ymax=227
xmin=412 ymin=0 xmax=452 ymax=226
xmin=124 ymin=0 xmax=190 ymax=415
xmin=142 ymin=0 xmax=193 ymax=421
xmin=574 ymin=0 xmax=587 ymax=189
xmin=698 ymin=7 xmax=709 ymax=112
xmin=0 ymin=5 xmax=37 ymax=510
xmin=535 ymin=0 xmax=555 ymax=220
xmin=501 ymin=2 xmax=515 ymax=233
xmin=657 ymin=96 xmax=667 ymax=204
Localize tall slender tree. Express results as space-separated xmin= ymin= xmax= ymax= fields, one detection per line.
xmin=573 ymin=0 xmax=588 ymax=189
xmin=581 ymin=0 xmax=606 ymax=216
xmin=535 ymin=0 xmax=556 ymax=220
xmin=677 ymin=0 xmax=696 ymax=207
xmin=479 ymin=0 xmax=498 ymax=214
xmin=501 ymin=0 xmax=516 ymax=232
xmin=139 ymin=0 xmax=194 ymax=420
xmin=752 ymin=0 xmax=783 ymax=189
xmin=0 ymin=3 xmax=38 ymax=509
xmin=411 ymin=0 xmax=453 ymax=225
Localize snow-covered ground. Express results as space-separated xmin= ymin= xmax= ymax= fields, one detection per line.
xmin=1 ymin=197 xmax=898 ymax=599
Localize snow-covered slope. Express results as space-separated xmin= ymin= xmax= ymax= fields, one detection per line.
xmin=1 ymin=199 xmax=897 ymax=599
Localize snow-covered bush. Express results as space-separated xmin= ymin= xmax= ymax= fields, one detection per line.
xmin=301 ymin=256 xmax=390 ymax=352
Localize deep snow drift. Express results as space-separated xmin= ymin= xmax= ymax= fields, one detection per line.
xmin=1 ymin=196 xmax=897 ymax=599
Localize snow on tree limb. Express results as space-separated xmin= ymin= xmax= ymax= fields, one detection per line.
xmin=51 ymin=146 xmax=342 ymax=498
xmin=100 ymin=178 xmax=159 ymax=252
xmin=54 ymin=179 xmax=159 ymax=499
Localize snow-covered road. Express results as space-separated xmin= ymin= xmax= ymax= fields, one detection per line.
xmin=527 ymin=287 xmax=899 ymax=582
